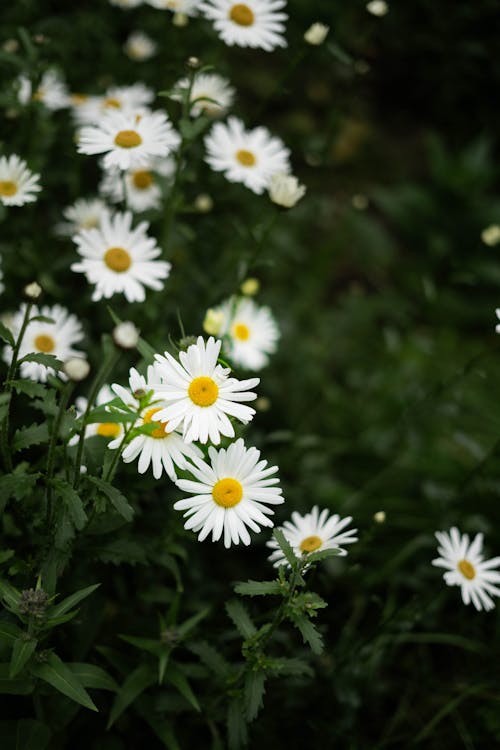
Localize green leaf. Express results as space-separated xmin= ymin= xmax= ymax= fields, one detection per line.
xmin=306 ymin=548 xmax=343 ymax=564
xmin=29 ymin=315 xmax=55 ymax=324
xmin=47 ymin=583 xmax=100 ymax=619
xmin=165 ymin=663 xmax=200 ymax=712
xmin=227 ymin=698 xmax=248 ymax=750
xmin=0 ymin=621 xmax=22 ymax=644
xmin=244 ymin=671 xmax=266 ymax=722
xmin=267 ymin=657 xmax=313 ymax=678
xmin=10 ymin=380 xmax=46 ymax=399
xmin=18 ymin=352 xmax=62 ymax=371
xmin=32 ymin=653 xmax=98 ymax=711
xmin=0 ymin=393 xmax=10 ymax=422
xmin=10 ymin=637 xmax=37 ymax=678
xmin=291 ymin=614 xmax=324 ymax=655
xmin=0 ymin=579 xmax=21 ymax=610
xmin=49 ymin=479 xmax=87 ymax=530
xmin=13 ymin=423 xmax=49 ymax=452
xmin=0 ymin=472 xmax=39 ymax=505
xmin=85 ymin=407 xmax=136 ymax=425
xmin=68 ymin=663 xmax=118 ymax=691
xmin=86 ymin=476 xmax=134 ymax=521
xmin=225 ymin=600 xmax=256 ymax=640
xmin=107 ymin=664 xmax=156 ymax=728
xmin=0 ymin=664 xmax=34 ymax=694
xmin=136 ymin=336 xmax=157 ymax=363
xmin=0 ymin=320 xmax=14 ymax=347
xmin=10 ymin=719 xmax=51 ymax=749
xmin=234 ymin=580 xmax=283 ymax=597
xmin=177 ymin=607 xmax=210 ymax=639
xmin=118 ymin=634 xmax=162 ymax=655
xmin=188 ymin=641 xmax=231 ymax=680
xmin=272 ymin=529 xmax=296 ymax=567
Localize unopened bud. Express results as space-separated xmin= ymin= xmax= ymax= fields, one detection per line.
xmin=63 ymin=357 xmax=90 ymax=382
xmin=186 ymin=55 xmax=200 ymax=69
xmin=173 ymin=12 xmax=189 ymax=27
xmin=178 ymin=335 xmax=197 ymax=351
xmin=113 ymin=321 xmax=140 ymax=349
xmin=240 ymin=278 xmax=260 ymax=296
xmin=19 ymin=588 xmax=49 ymax=619
xmin=23 ymin=281 xmax=43 ymax=301
xmin=481 ymin=224 xmax=500 ymax=247
xmin=304 ymin=23 xmax=329 ymax=46
xmin=255 ymin=396 xmax=271 ymax=412
xmin=203 ymin=308 xmax=224 ymax=336
xmin=373 ymin=511 xmax=386 ymax=523
xmin=194 ymin=193 xmax=213 ymax=213
xmin=366 ymin=0 xmax=389 ymax=16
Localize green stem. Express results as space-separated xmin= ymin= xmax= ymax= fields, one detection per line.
xmin=102 ymin=420 xmax=137 ymax=484
xmin=45 ymin=381 xmax=74 ymax=528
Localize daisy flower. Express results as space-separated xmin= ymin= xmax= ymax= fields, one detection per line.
xmin=432 ymin=527 xmax=500 ymax=612
xmin=71 ymin=385 xmax=125 ymax=445
xmin=171 ymin=73 xmax=235 ymax=117
xmin=56 ymin=197 xmax=109 ymax=236
xmin=175 ymin=438 xmax=284 ymax=547
xmin=73 ymin=83 xmax=154 ymax=126
xmin=146 ymin=0 xmax=202 ymax=15
xmin=110 ymin=0 xmax=144 ymax=7
xmin=267 ymin=506 xmax=358 ymax=568
xmin=3 ymin=304 xmax=84 ymax=382
xmin=124 ymin=31 xmax=158 ymax=61
xmin=111 ymin=366 xmax=203 ymax=480
xmin=268 ymin=172 xmax=306 ymax=208
xmin=71 ymin=210 xmax=171 ymax=302
xmin=17 ymin=71 xmax=69 ymax=111
xmin=77 ymin=109 xmax=179 ymax=171
xmin=200 ymin=0 xmax=287 ymax=51
xmin=204 ymin=116 xmax=290 ymax=194
xmin=99 ymin=156 xmax=175 ymax=212
xmin=212 ymin=297 xmax=280 ymax=370
xmin=0 ymin=155 xmax=41 ymax=207
xmin=150 ymin=336 xmax=259 ymax=444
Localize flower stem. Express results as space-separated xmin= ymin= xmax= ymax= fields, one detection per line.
xmin=45 ymin=380 xmax=74 ymax=528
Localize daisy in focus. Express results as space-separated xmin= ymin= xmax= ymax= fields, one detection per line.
xmin=175 ymin=438 xmax=284 ymax=547
xmin=432 ymin=527 xmax=500 ymax=612
xmin=150 ymin=336 xmax=259 ymax=444
xmin=267 ymin=506 xmax=358 ymax=567
xmin=124 ymin=31 xmax=158 ymax=61
xmin=56 ymin=197 xmax=109 ymax=236
xmin=99 ymin=156 xmax=175 ymax=212
xmin=72 ymin=83 xmax=154 ymax=127
xmin=0 ymin=155 xmax=41 ymax=207
xmin=77 ymin=110 xmax=179 ymax=171
xmin=3 ymin=304 xmax=84 ymax=382
xmin=71 ymin=210 xmax=171 ymax=302
xmin=17 ymin=70 xmax=69 ymax=111
xmin=171 ymin=73 xmax=235 ymax=117
xmin=204 ymin=117 xmax=290 ymax=194
xmin=207 ymin=297 xmax=280 ymax=370
xmin=201 ymin=0 xmax=287 ymax=51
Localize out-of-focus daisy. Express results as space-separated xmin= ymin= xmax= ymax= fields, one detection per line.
xmin=175 ymin=438 xmax=284 ymax=547
xmin=482 ymin=224 xmax=500 ymax=247
xmin=77 ymin=110 xmax=180 ymax=171
xmin=201 ymin=0 xmax=287 ymax=51
xmin=204 ymin=116 xmax=290 ymax=194
xmin=124 ymin=31 xmax=158 ymax=61
xmin=212 ymin=297 xmax=279 ymax=370
xmin=433 ymin=527 xmax=500 ymax=612
xmin=267 ymin=506 xmax=358 ymax=568
xmin=110 ymin=0 xmax=144 ymax=7
xmin=111 ymin=367 xmax=203 ymax=480
xmin=71 ymin=210 xmax=171 ymax=302
xmin=56 ymin=198 xmax=109 ymax=236
xmin=99 ymin=156 xmax=175 ymax=212
xmin=0 ymin=155 xmax=41 ymax=207
xmin=3 ymin=304 xmax=84 ymax=382
xmin=150 ymin=336 xmax=259 ymax=444
xmin=17 ymin=71 xmax=69 ymax=111
xmin=73 ymin=83 xmax=154 ymax=126
xmin=268 ymin=172 xmax=306 ymax=208
xmin=171 ymin=73 xmax=235 ymax=117
xmin=146 ymin=0 xmax=202 ymax=15
xmin=0 ymin=260 xmax=4 ymax=296
xmin=71 ymin=385 xmax=124 ymax=445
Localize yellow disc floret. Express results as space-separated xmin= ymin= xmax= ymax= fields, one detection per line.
xmin=229 ymin=3 xmax=255 ymax=26
xmin=104 ymin=97 xmax=122 ymax=109
xmin=132 ymin=170 xmax=153 ymax=190
xmin=143 ymin=407 xmax=171 ymax=439
xmin=458 ymin=559 xmax=476 ymax=580
xmin=114 ymin=130 xmax=142 ymax=148
xmin=0 ymin=181 xmax=18 ymax=197
xmin=232 ymin=322 xmax=250 ymax=341
xmin=34 ymin=334 xmax=55 ymax=353
xmin=188 ymin=376 xmax=219 ymax=407
xmin=236 ymin=149 xmax=256 ymax=167
xmin=300 ymin=535 xmax=323 ymax=553
xmin=212 ymin=477 xmax=243 ymax=508
xmin=104 ymin=247 xmax=132 ymax=272
xmin=96 ymin=422 xmax=121 ymax=438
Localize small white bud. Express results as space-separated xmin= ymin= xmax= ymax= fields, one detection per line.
xmin=203 ymin=309 xmax=225 ymax=336
xmin=366 ymin=1 xmax=389 ymax=17
xmin=373 ymin=511 xmax=386 ymax=523
xmin=124 ymin=31 xmax=157 ymax=62
xmin=481 ymin=224 xmax=500 ymax=247
xmin=23 ymin=281 xmax=43 ymax=301
xmin=194 ymin=193 xmax=214 ymax=213
xmin=255 ymin=396 xmax=271 ymax=412
xmin=268 ymin=173 xmax=306 ymax=209
xmin=113 ymin=321 xmax=140 ymax=349
xmin=240 ymin=278 xmax=260 ymax=296
xmin=173 ymin=12 xmax=189 ymax=27
xmin=304 ymin=23 xmax=330 ymax=46
xmin=63 ymin=357 xmax=90 ymax=382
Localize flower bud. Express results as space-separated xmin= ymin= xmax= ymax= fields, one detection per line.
xmin=113 ymin=321 xmax=140 ymax=350
xmin=194 ymin=193 xmax=214 ymax=213
xmin=366 ymin=1 xmax=389 ymax=16
xmin=174 ymin=12 xmax=189 ymax=27
xmin=23 ymin=281 xmax=43 ymax=302
xmin=481 ymin=224 xmax=500 ymax=247
xmin=373 ymin=511 xmax=386 ymax=523
xmin=63 ymin=357 xmax=90 ymax=382
xmin=203 ymin=309 xmax=225 ymax=336
xmin=186 ymin=56 xmax=200 ymax=69
xmin=268 ymin=173 xmax=306 ymax=209
xmin=304 ymin=23 xmax=329 ymax=46
xmin=240 ymin=278 xmax=260 ymax=296
xmin=19 ymin=588 xmax=49 ymax=619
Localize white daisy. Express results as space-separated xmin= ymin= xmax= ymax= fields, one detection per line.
xmin=3 ymin=304 xmax=84 ymax=382
xmin=77 ymin=109 xmax=179 ymax=171
xmin=432 ymin=527 xmax=500 ymax=612
xmin=200 ymin=0 xmax=287 ymax=51
xmin=175 ymin=438 xmax=284 ymax=547
xmin=71 ymin=385 xmax=125 ymax=445
xmin=56 ymin=197 xmax=109 ymax=236
xmin=150 ymin=336 xmax=259 ymax=444
xmin=110 ymin=0 xmax=144 ymax=7
xmin=171 ymin=73 xmax=235 ymax=117
xmin=99 ymin=156 xmax=175 ymax=212
xmin=213 ymin=297 xmax=279 ymax=370
xmin=71 ymin=210 xmax=171 ymax=302
xmin=204 ymin=116 xmax=290 ymax=194
xmin=124 ymin=31 xmax=158 ymax=61
xmin=146 ymin=0 xmax=202 ymax=15
xmin=0 ymin=155 xmax=41 ymax=207
xmin=73 ymin=83 xmax=154 ymax=126
xmin=267 ymin=506 xmax=358 ymax=568
xmin=111 ymin=367 xmax=203 ymax=480
xmin=17 ymin=71 xmax=69 ymax=111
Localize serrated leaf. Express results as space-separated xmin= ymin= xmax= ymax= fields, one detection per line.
xmin=0 ymin=621 xmax=22 ymax=644
xmin=244 ymin=671 xmax=266 ymax=722
xmin=306 ymin=548 xmax=343 ymax=564
xmin=86 ymin=476 xmax=134 ymax=521
xmin=13 ymin=423 xmax=49 ymax=452
xmin=49 ymin=479 xmax=87 ymax=530
xmin=85 ymin=407 xmax=136 ymax=425
xmin=47 ymin=583 xmax=100 ymax=619
xmin=165 ymin=663 xmax=200 ymax=712
xmin=292 ymin=614 xmax=324 ymax=655
xmin=10 ymin=637 xmax=37 ymax=677
xmin=32 ymin=653 xmax=98 ymax=711
xmin=68 ymin=663 xmax=118 ymax=691
xmin=107 ymin=664 xmax=156 ymax=728
xmin=0 ymin=472 xmax=39 ymax=504
xmin=0 ymin=320 xmax=14 ymax=346
xmin=267 ymin=657 xmax=313 ymax=678
xmin=10 ymin=380 xmax=47 ymax=399
xmin=225 ymin=600 xmax=256 ymax=640
xmin=188 ymin=641 xmax=231 ymax=680
xmin=227 ymin=698 xmax=248 ymax=750
xmin=234 ymin=580 xmax=283 ymax=597
xmin=18 ymin=352 xmax=62 ymax=371
xmin=273 ymin=529 xmax=297 ymax=567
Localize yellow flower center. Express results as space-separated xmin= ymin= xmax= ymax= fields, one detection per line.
xmin=188 ymin=376 xmax=219 ymax=407
xmin=236 ymin=149 xmax=256 ymax=167
xmin=96 ymin=422 xmax=121 ymax=438
xmin=212 ymin=478 xmax=243 ymax=508
xmin=300 ymin=535 xmax=323 ymax=553
xmin=132 ymin=170 xmax=153 ymax=190
xmin=232 ymin=322 xmax=250 ymax=341
xmin=34 ymin=334 xmax=55 ymax=353
xmin=114 ymin=130 xmax=142 ymax=148
xmin=458 ymin=559 xmax=476 ymax=580
xmin=0 ymin=180 xmax=18 ymax=197
xmin=71 ymin=93 xmax=88 ymax=105
xmin=105 ymin=97 xmax=122 ymax=109
xmin=143 ymin=407 xmax=171 ymax=439
xmin=32 ymin=89 xmax=45 ymax=102
xmin=104 ymin=247 xmax=132 ymax=272
xmin=229 ymin=3 xmax=255 ymax=26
